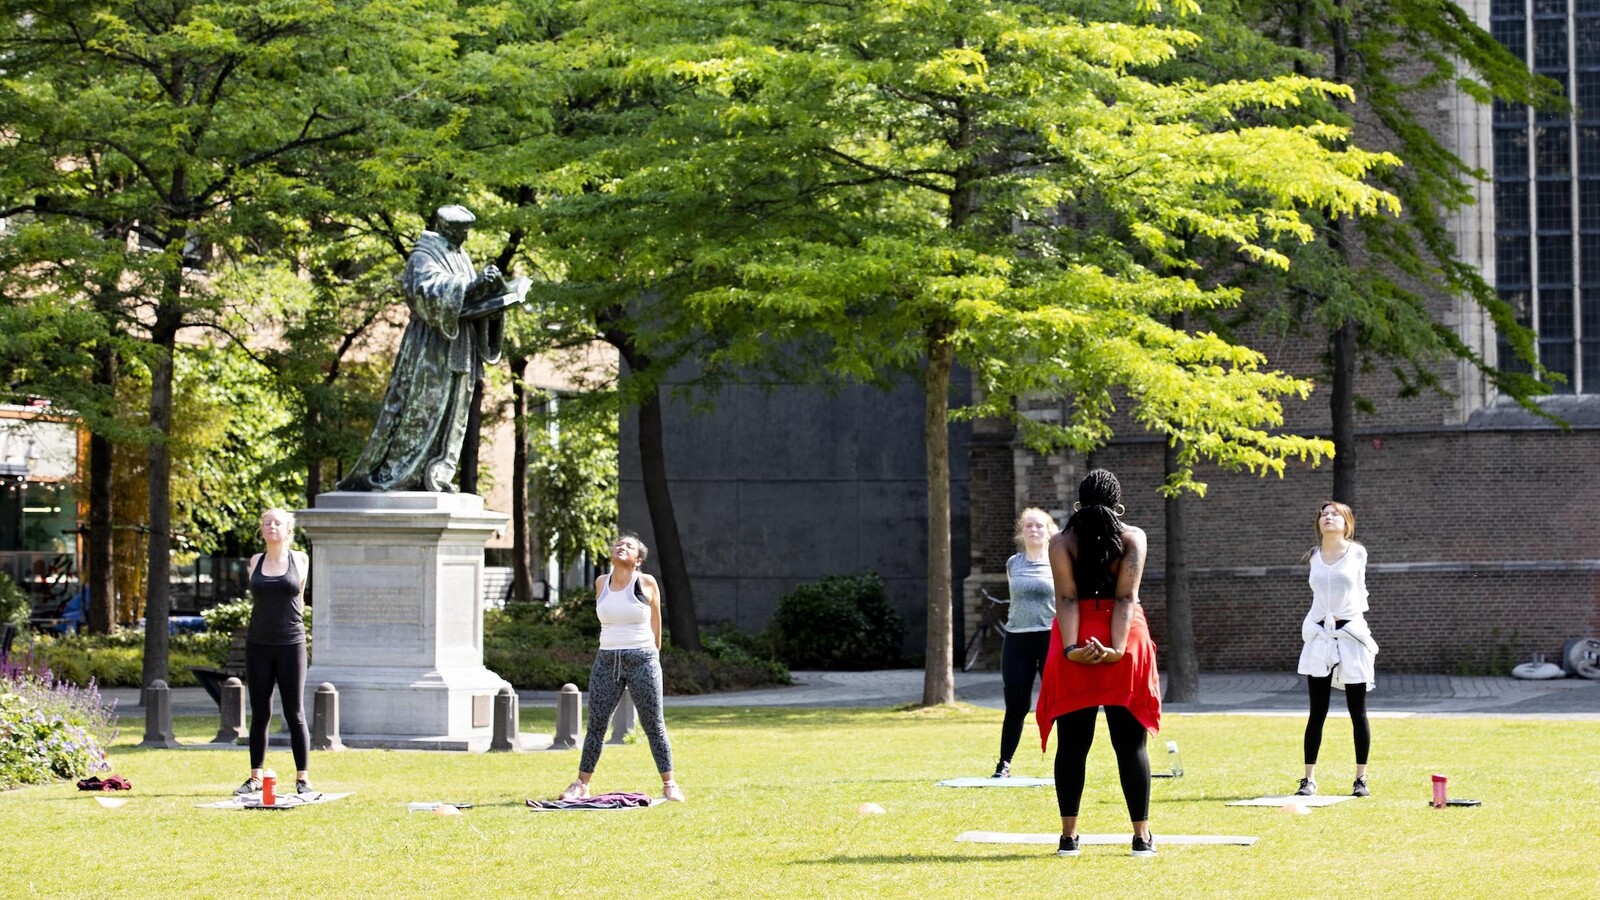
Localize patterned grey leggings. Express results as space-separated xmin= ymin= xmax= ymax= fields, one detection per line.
xmin=581 ymin=648 xmax=674 ymax=775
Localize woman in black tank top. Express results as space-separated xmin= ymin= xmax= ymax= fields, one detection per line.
xmin=233 ymin=507 xmax=315 ymax=799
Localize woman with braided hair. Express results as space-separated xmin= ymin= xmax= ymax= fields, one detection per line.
xmin=1035 ymin=469 xmax=1162 ymax=858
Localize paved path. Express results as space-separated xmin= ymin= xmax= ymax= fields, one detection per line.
xmin=107 ymin=670 xmax=1598 ymax=720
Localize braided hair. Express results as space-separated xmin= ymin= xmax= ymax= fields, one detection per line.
xmin=1066 ymin=469 xmax=1125 ymax=597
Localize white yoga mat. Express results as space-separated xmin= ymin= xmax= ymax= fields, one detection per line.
xmin=197 ymin=792 xmax=353 ymax=809
xmin=937 ymin=777 xmax=1055 ymax=788
xmin=1227 ymin=795 xmax=1357 ymax=807
xmin=958 ymin=831 xmax=1256 ymax=846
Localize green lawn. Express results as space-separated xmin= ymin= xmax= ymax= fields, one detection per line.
xmin=1 ymin=706 xmax=1594 ymax=898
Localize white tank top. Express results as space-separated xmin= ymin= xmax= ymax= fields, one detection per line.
xmin=596 ymin=570 xmax=655 ymax=650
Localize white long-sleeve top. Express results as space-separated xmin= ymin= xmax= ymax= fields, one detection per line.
xmin=1297 ymin=543 xmax=1378 ymax=689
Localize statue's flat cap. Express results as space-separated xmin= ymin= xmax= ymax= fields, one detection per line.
xmin=435 ymin=205 xmax=476 ymax=224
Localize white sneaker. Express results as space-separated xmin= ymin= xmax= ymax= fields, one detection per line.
xmin=662 ymin=781 xmax=686 ymax=803
xmin=559 ymin=780 xmax=590 ymax=801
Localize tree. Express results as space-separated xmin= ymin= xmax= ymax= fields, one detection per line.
xmin=584 ymin=0 xmax=1403 ymax=704
xmin=1239 ymin=0 xmax=1563 ymax=505
xmin=0 ymin=0 xmax=460 ymax=684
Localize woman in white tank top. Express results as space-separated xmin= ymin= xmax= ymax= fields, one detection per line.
xmin=555 ymin=532 xmax=685 ymax=803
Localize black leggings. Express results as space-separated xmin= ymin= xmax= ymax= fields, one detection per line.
xmin=1053 ymin=705 xmax=1150 ymax=821
xmin=1304 ymin=675 xmax=1370 ymax=765
xmin=998 ymin=630 xmax=1050 ymax=764
xmin=245 ymin=641 xmax=310 ymax=772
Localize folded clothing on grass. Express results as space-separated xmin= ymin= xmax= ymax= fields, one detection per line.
xmin=77 ymin=775 xmax=132 ymax=791
xmin=526 ymin=791 xmax=658 ymax=810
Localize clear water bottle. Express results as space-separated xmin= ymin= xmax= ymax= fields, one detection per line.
xmin=1166 ymin=741 xmax=1184 ymax=777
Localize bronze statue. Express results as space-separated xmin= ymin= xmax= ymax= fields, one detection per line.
xmin=338 ymin=205 xmax=527 ymax=493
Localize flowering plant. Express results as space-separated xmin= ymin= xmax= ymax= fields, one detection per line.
xmin=0 ymin=653 xmax=117 ymax=788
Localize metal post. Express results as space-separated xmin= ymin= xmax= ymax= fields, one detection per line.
xmin=212 ymin=676 xmax=246 ymax=744
xmin=489 ymin=685 xmax=520 ymax=752
xmin=550 ymin=683 xmax=581 ymax=750
xmin=139 ymin=679 xmax=180 ymax=748
xmin=311 ymin=682 xmax=345 ymax=751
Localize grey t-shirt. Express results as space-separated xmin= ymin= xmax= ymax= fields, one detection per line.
xmin=1004 ymin=553 xmax=1056 ymax=632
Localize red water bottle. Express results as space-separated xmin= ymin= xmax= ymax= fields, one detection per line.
xmin=261 ymin=769 xmax=277 ymax=806
xmin=1431 ymin=774 xmax=1447 ymax=808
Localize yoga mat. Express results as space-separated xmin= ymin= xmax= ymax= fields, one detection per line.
xmin=197 ymin=792 xmax=352 ymax=809
xmin=526 ymin=799 xmax=663 ymax=810
xmin=937 ymin=777 xmax=1054 ymax=788
xmin=1227 ymin=795 xmax=1357 ymax=807
xmin=957 ymin=831 xmax=1256 ymax=846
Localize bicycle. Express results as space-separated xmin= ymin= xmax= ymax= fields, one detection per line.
xmin=961 ymin=587 xmax=1010 ymax=672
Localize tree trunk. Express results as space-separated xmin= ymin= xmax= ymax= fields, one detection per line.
xmin=1329 ymin=0 xmax=1356 ymax=506
xmin=921 ymin=329 xmax=955 ymax=706
xmin=1162 ymin=438 xmax=1199 ymax=702
xmin=459 ymin=374 xmax=486 ymax=496
xmin=510 ymin=356 xmax=537 ymax=605
xmin=140 ymin=318 xmax=179 ymax=689
xmin=634 ymin=389 xmax=702 ymax=651
xmin=306 ymin=407 xmax=322 ymax=506
xmin=1330 ymin=316 xmax=1357 ymax=505
xmin=86 ymin=343 xmax=116 ymax=635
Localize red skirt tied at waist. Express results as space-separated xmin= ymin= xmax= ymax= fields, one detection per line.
xmin=1036 ymin=599 xmax=1162 ymax=751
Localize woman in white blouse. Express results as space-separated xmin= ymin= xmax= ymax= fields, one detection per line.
xmin=1294 ymin=501 xmax=1378 ymax=798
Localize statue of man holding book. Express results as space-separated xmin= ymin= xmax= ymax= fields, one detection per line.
xmin=338 ymin=205 xmax=527 ymax=493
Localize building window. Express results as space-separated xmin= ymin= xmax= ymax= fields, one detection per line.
xmin=1493 ymin=0 xmax=1600 ymax=394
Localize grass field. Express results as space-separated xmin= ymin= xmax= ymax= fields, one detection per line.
xmin=1 ymin=705 xmax=1595 ymax=898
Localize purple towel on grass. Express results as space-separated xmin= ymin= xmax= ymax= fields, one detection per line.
xmin=526 ymin=791 xmax=655 ymax=810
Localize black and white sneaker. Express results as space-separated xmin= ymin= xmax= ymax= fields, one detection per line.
xmin=233 ymin=777 xmax=262 ymax=796
xmin=296 ymin=779 xmax=314 ymax=795
xmin=1351 ymin=776 xmax=1369 ymax=797
xmin=1131 ymin=833 xmax=1157 ymax=857
xmin=1294 ymin=777 xmax=1317 ymax=797
xmin=993 ymin=759 xmax=1011 ymax=778
xmin=1057 ymin=834 xmax=1080 ymax=857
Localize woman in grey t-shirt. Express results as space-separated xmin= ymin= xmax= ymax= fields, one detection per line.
xmin=992 ymin=507 xmax=1059 ymax=777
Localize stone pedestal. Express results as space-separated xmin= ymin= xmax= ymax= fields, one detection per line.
xmin=298 ymin=492 xmax=511 ymax=751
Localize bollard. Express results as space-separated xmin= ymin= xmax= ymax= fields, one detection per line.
xmin=140 ymin=680 xmax=181 ymax=748
xmin=489 ymin=685 xmax=521 ymax=752
xmin=550 ymin=683 xmax=582 ymax=750
xmin=607 ymin=687 xmax=636 ymax=745
xmin=311 ymin=683 xmax=346 ymax=752
xmin=213 ymin=677 xmax=246 ymax=744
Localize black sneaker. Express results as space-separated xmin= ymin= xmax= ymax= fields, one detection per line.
xmin=296 ymin=779 xmax=314 ymax=795
xmin=1131 ymin=833 xmax=1157 ymax=857
xmin=233 ymin=777 xmax=262 ymax=796
xmin=993 ymin=759 xmax=1011 ymax=778
xmin=1351 ymin=776 xmax=1369 ymax=797
xmin=1057 ymin=834 xmax=1080 ymax=857
xmin=1294 ymin=777 xmax=1317 ymax=796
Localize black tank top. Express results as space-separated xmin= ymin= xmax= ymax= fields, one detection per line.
xmin=248 ymin=553 xmax=305 ymax=645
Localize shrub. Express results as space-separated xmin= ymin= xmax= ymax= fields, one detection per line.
xmin=481 ymin=596 xmax=789 ymax=693
xmin=26 ymin=632 xmax=219 ymax=688
xmin=767 ymin=573 xmax=905 ymax=670
xmin=0 ymin=571 xmax=29 ymax=627
xmin=200 ymin=598 xmax=312 ymax=636
xmin=0 ymin=655 xmax=117 ymax=788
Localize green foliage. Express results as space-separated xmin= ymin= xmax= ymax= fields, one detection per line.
xmin=23 ymin=632 xmax=227 ymax=688
xmin=767 ymin=574 xmax=907 ymax=671
xmin=199 ymin=600 xmax=254 ymax=636
xmin=529 ymin=391 xmax=620 ymax=574
xmin=0 ymin=572 xmax=29 ymax=627
xmin=169 ymin=346 xmax=303 ymax=555
xmin=482 ymin=597 xmax=788 ymax=692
